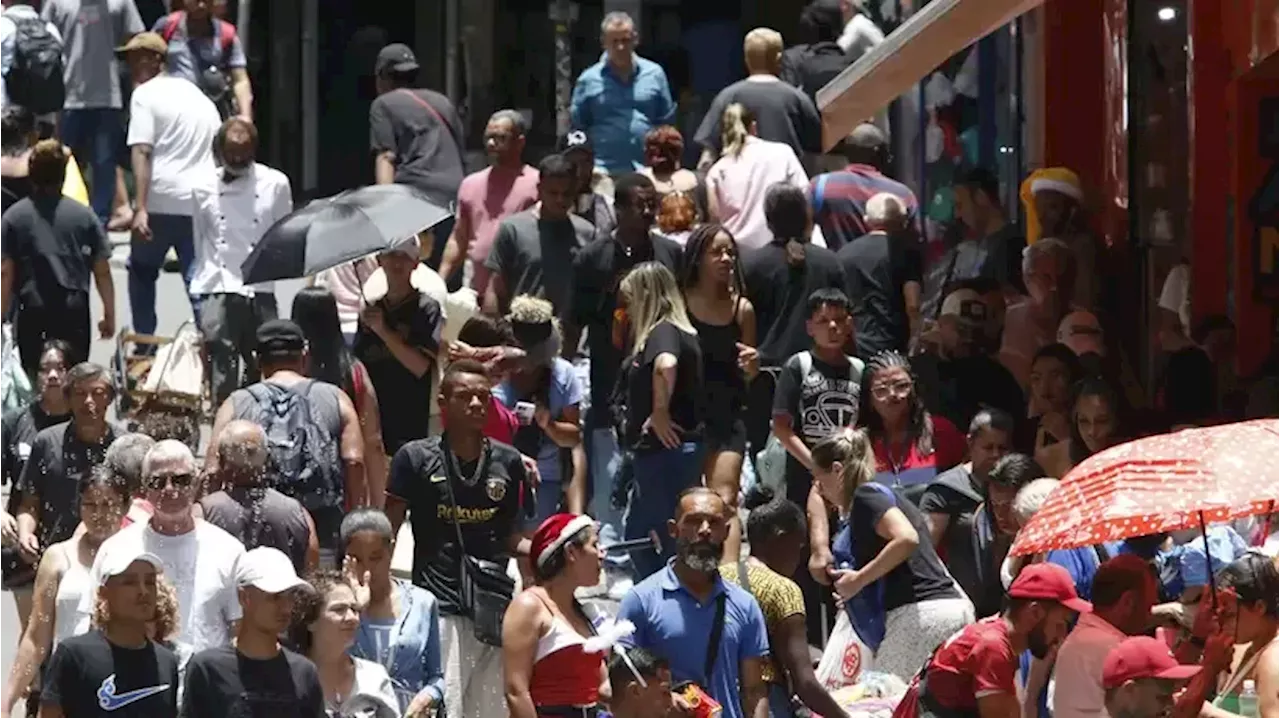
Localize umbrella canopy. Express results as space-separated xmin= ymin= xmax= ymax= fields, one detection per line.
xmin=240 ymin=184 xmax=452 ymax=284
xmin=1011 ymin=419 xmax=1280 ymax=556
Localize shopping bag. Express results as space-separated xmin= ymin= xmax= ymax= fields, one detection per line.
xmin=815 ymin=609 xmax=875 ymax=691
xmin=753 ymin=433 xmax=788 ymax=496
xmin=141 ymin=323 xmax=204 ymax=405
xmin=1 ymin=324 xmax=32 ymax=421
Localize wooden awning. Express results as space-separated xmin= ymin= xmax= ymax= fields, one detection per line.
xmin=817 ymin=0 xmax=1044 ymax=150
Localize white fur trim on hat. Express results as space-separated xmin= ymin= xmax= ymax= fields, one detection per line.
xmin=1029 ymin=178 xmax=1083 ymax=201
xmin=536 ymin=514 xmax=596 ymax=568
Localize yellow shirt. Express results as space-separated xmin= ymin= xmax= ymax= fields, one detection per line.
xmin=62 ymin=155 xmax=89 ymax=206
xmin=719 ymin=559 xmax=805 ymax=685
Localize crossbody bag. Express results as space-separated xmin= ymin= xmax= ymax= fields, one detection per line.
xmin=441 ymin=438 xmax=516 ymax=647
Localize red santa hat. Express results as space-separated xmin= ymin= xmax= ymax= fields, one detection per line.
xmin=531 ymin=513 xmax=596 ymax=569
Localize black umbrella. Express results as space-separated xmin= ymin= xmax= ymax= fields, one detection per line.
xmin=240 ymin=184 xmax=452 ymax=284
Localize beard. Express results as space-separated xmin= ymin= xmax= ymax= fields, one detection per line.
xmin=677 ymin=536 xmax=722 ymax=574
xmin=1027 ymin=619 xmax=1055 ymax=659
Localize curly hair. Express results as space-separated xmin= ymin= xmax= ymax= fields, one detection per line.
xmin=643 ymin=125 xmax=684 ymax=174
xmin=656 ymin=191 xmax=696 ymax=234
xmin=859 ymin=350 xmax=935 ymax=457
xmin=286 ymin=570 xmax=355 ymax=655
xmin=92 ymin=572 xmax=179 ymax=640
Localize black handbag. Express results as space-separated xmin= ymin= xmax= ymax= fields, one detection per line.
xmin=441 ymin=440 xmax=515 ymax=647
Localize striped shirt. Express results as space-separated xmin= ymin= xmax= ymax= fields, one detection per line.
xmin=810 ymin=164 xmax=919 ymax=251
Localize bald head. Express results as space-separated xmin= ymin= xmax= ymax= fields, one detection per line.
xmin=216 ymin=420 xmax=270 ymax=486
xmin=842 ymin=122 xmax=889 ymax=169
xmin=743 ymin=27 xmax=783 ymax=75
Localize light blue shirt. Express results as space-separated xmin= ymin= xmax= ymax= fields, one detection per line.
xmin=570 ymin=53 xmax=675 ymax=174
xmin=351 ymin=578 xmax=445 ymax=712
xmin=494 ymin=357 xmax=583 ymax=485
xmin=618 ymin=561 xmax=770 ymax=718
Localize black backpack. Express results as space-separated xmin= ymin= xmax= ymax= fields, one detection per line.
xmin=7 ymin=15 xmax=65 ymax=115
xmin=244 ymin=380 xmax=344 ymax=511
xmin=798 ymin=42 xmax=855 ymax=105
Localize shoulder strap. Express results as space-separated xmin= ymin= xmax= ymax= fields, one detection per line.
xmin=397 ymin=88 xmax=465 ymax=165
xmin=439 ymin=437 xmax=491 ymax=558
xmin=160 ymin=12 xmax=182 ymax=42
xmin=703 ymin=592 xmax=728 ymax=686
xmin=216 ymin=19 xmax=237 ymax=53
xmin=813 ymin=175 xmax=830 ymax=215
xmin=797 ymin=350 xmax=813 ymax=377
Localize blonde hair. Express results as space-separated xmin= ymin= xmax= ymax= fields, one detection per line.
xmin=743 ymin=28 xmax=783 ymax=72
xmin=809 ymin=427 xmax=878 ymax=509
xmin=619 ymin=261 xmax=696 ymax=359
xmin=508 ymin=294 xmax=556 ymax=324
xmin=92 ymin=572 xmax=178 ymax=641
xmin=720 ymin=103 xmax=756 ymax=159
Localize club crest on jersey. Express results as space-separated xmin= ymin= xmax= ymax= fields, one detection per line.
xmin=485 ymin=477 xmax=506 ymax=501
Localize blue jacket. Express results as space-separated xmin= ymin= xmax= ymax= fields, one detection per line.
xmin=570 ymin=53 xmax=676 ymax=174
xmin=352 ymin=579 xmax=445 ymax=712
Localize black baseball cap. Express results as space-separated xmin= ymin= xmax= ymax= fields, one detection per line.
xmin=557 ymin=129 xmax=593 ymax=155
xmin=375 ymin=43 xmax=419 ymax=76
xmin=256 ymin=319 xmax=306 ymax=356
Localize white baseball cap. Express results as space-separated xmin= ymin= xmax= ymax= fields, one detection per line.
xmin=98 ymin=548 xmax=165 ymax=586
xmin=235 ymin=547 xmax=309 ymax=594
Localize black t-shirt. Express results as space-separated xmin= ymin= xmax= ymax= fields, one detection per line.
xmin=849 ymin=483 xmax=959 ymax=612
xmin=772 ymin=351 xmax=863 ymax=505
xmin=693 ymin=77 xmax=822 ymax=159
xmin=2 ymin=403 xmax=69 ymax=502
xmin=918 ymin=466 xmax=988 ymax=611
xmin=742 ymin=241 xmax=846 ymax=367
xmin=570 ymin=234 xmax=683 ymax=425
xmin=910 ymin=353 xmax=1026 ymax=434
xmin=17 ymin=420 xmax=118 ymax=549
xmin=182 ymin=645 xmax=325 ymax=718
xmin=368 ymin=88 xmax=466 ymax=206
xmin=1 ymin=195 xmax=110 ymax=311
xmin=485 ymin=209 xmax=596 ymax=317
xmin=42 ymin=630 xmax=179 ymax=717
xmin=837 ymin=231 xmax=923 ymax=360
xmin=353 ymin=290 xmax=443 ymax=454
xmin=387 ymin=436 xmax=524 ymax=615
xmin=623 ymin=321 xmax=704 ymax=450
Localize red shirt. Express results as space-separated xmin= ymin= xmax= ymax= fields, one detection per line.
xmin=871 ymin=415 xmax=965 ymax=488
xmin=894 ymin=616 xmax=1017 ymax=717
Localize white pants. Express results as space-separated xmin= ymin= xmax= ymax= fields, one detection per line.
xmin=439 ymin=614 xmax=506 ymax=718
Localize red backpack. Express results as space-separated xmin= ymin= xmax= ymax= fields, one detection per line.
xmin=159 ymin=11 xmax=237 ymax=64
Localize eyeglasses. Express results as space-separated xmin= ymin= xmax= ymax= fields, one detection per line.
xmin=144 ymin=472 xmax=196 ymax=491
xmin=870 ymin=380 xmax=913 ymax=401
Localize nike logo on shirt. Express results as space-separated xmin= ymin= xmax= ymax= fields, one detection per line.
xmin=96 ymin=674 xmax=170 ymax=711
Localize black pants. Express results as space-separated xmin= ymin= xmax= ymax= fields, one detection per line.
xmin=17 ymin=298 xmax=90 ymax=378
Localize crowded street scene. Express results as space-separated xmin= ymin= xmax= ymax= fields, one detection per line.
xmin=0 ymin=0 xmax=1277 ymax=716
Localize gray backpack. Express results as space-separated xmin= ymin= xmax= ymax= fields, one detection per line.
xmin=244 ymin=380 xmax=343 ymax=511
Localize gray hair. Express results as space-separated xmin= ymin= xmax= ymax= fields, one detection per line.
xmin=339 ymin=508 xmax=395 ymax=551
xmin=215 ymin=420 xmax=269 ymax=474
xmin=105 ymin=433 xmax=157 ymax=493
xmin=1021 ymin=236 xmax=1075 ymax=276
xmin=488 ymin=109 xmax=527 ymax=137
xmin=601 ymin=11 xmax=634 ymax=34
xmin=64 ymin=361 xmax=114 ymax=398
xmin=1012 ymin=477 xmax=1060 ymax=528
xmin=141 ymin=439 xmax=197 ymax=480
xmin=864 ymin=192 xmax=907 ymax=230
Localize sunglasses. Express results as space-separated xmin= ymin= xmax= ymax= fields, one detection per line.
xmin=144 ymin=472 xmax=196 ymax=491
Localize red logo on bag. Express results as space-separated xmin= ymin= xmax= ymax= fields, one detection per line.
xmin=841 ymin=642 xmax=862 ymax=679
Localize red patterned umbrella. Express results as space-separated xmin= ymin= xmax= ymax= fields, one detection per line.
xmin=1011 ymin=419 xmax=1280 ymax=557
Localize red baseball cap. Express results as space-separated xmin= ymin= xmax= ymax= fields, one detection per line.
xmin=1007 ymin=563 xmax=1093 ymax=613
xmin=1102 ymin=637 xmax=1202 ymax=689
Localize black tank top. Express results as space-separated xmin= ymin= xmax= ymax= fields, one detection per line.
xmin=690 ymin=298 xmax=746 ymax=424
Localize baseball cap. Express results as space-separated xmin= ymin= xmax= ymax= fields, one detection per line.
xmin=375 ymin=43 xmax=419 ymax=76
xmin=940 ymin=288 xmax=988 ymax=325
xmin=235 ymin=547 xmax=309 ymax=594
xmin=116 ymin=32 xmax=168 ymax=56
xmin=98 ymin=548 xmax=164 ymax=586
xmin=1007 ymin=563 xmax=1093 ymax=613
xmin=1102 ymin=636 xmax=1201 ymax=689
xmin=557 ymin=129 xmax=593 ymax=155
xmin=255 ymin=319 xmax=306 ymax=355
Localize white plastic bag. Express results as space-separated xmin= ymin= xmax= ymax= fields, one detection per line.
xmin=141 ymin=323 xmax=204 ymax=400
xmin=1 ymin=324 xmax=32 ymax=421
xmin=816 ymin=609 xmax=876 ymax=691
xmin=753 ymin=433 xmax=788 ymax=497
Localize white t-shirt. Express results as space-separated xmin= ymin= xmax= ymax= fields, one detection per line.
xmin=81 ymin=519 xmax=245 ymax=670
xmin=126 ymin=74 xmax=221 ymax=216
xmin=1158 ymin=263 xmax=1191 ymax=336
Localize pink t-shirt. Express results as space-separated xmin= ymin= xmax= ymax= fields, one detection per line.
xmin=457 ymin=165 xmax=540 ymax=291
xmin=708 ymin=136 xmax=809 ymax=251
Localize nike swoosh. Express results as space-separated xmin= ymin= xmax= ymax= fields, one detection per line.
xmin=96 ymin=674 xmax=171 ymax=711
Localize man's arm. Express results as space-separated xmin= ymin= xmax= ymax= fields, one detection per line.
xmin=774 ymin=614 xmax=849 ymax=718
xmin=203 ymin=399 xmax=236 ymax=473
xmin=336 ymin=390 xmax=368 ymax=509
xmin=364 ymin=302 xmax=437 ymax=379
xmin=229 ymin=67 xmax=253 ymax=122
xmin=771 ymin=415 xmax=811 ymax=472
xmin=739 ymin=656 xmax=770 ymax=718
xmin=369 ymin=100 xmax=397 ymax=184
xmin=301 ymin=506 xmax=320 ymax=572
xmin=352 ymin=363 xmax=388 ymax=510
xmin=652 ymin=67 xmax=677 ymax=125
xmin=374 ymin=152 xmax=396 ymax=185
xmin=130 ymin=144 xmax=154 ymax=240
xmin=91 ymin=259 xmax=115 ymax=338
xmin=975 ymin=692 xmax=1020 ymax=718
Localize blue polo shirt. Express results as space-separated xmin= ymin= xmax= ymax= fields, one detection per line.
xmin=617 ymin=561 xmax=770 ymax=718
xmin=570 ymin=53 xmax=676 ymax=174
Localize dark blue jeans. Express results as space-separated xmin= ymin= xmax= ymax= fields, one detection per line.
xmin=127 ymin=213 xmax=196 ymax=336
xmin=60 ymin=108 xmax=124 ymax=225
xmin=622 ymin=441 xmax=706 ymax=579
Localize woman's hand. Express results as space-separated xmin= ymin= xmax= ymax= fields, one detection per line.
xmin=830 ymin=567 xmax=868 ymax=601
xmin=808 ymin=548 xmax=834 ymax=586
xmin=405 ymin=688 xmax=436 ymax=718
xmin=643 ymin=409 xmax=683 ymax=450
xmin=342 ymin=555 xmax=372 ymax=612
xmin=735 ymin=342 xmax=759 ymax=375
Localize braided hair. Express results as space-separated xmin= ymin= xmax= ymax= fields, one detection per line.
xmin=858 ymin=350 xmax=935 ymax=458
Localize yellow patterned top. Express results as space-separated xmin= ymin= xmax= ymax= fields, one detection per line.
xmin=719 ymin=559 xmax=805 ymax=685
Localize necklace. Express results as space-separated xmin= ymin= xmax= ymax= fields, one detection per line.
xmin=444 ymin=436 xmax=489 ymax=486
